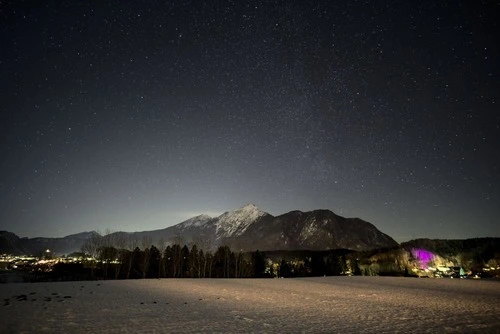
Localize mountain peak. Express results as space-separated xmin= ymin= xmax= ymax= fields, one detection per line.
xmin=215 ymin=204 xmax=268 ymax=238
xmin=239 ymin=203 xmax=260 ymax=212
xmin=195 ymin=214 xmax=212 ymax=220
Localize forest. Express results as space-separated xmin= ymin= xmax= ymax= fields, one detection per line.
xmin=51 ymin=244 xmax=354 ymax=281
xmin=4 ymin=234 xmax=499 ymax=282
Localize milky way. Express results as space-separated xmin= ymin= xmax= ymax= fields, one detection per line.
xmin=1 ymin=1 xmax=498 ymax=240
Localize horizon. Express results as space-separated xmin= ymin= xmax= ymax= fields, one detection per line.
xmin=3 ymin=203 xmax=497 ymax=244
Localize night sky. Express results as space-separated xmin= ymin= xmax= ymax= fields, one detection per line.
xmin=1 ymin=1 xmax=498 ymax=241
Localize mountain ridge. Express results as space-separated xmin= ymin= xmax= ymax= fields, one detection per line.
xmin=0 ymin=231 xmax=99 ymax=255
xmin=1 ymin=204 xmax=399 ymax=255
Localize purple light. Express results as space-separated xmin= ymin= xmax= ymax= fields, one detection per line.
xmin=411 ymin=248 xmax=434 ymax=268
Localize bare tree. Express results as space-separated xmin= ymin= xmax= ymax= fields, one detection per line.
xmin=157 ymin=237 xmax=166 ymax=278
xmin=81 ymin=231 xmax=102 ymax=279
xmin=171 ymin=244 xmax=182 ymax=278
xmin=124 ymin=235 xmax=139 ymax=279
xmin=198 ymin=249 xmax=204 ymax=278
xmin=99 ymin=229 xmax=116 ymax=279
xmin=189 ymin=244 xmax=200 ymax=278
xmin=204 ymin=251 xmax=214 ymax=278
xmin=128 ymin=234 xmax=139 ymax=251
xmin=172 ymin=233 xmax=184 ymax=248
xmin=140 ymin=236 xmax=152 ymax=278
xmin=141 ymin=236 xmax=152 ymax=250
xmin=113 ymin=233 xmax=126 ymax=279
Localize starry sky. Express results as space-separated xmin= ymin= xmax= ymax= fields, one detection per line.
xmin=1 ymin=1 xmax=498 ymax=241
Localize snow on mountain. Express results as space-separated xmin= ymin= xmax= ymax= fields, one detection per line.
xmin=214 ymin=204 xmax=268 ymax=238
xmin=178 ymin=214 xmax=213 ymax=229
xmin=299 ymin=217 xmax=320 ymax=242
xmin=0 ymin=205 xmax=399 ymax=254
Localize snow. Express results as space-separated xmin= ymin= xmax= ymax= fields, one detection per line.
xmin=178 ymin=214 xmax=212 ymax=228
xmin=1 ymin=277 xmax=499 ymax=333
xmin=299 ymin=218 xmax=318 ymax=242
xmin=215 ymin=204 xmax=266 ymax=238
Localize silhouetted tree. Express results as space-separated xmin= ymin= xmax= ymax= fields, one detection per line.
xmin=112 ymin=234 xmax=127 ymax=279
xmin=253 ymin=250 xmax=266 ymax=278
xmin=279 ymin=259 xmax=291 ymax=278
xmin=311 ymin=254 xmax=325 ymax=276
xmin=157 ymin=238 xmax=166 ymax=278
xmin=234 ymin=251 xmax=245 ymax=278
xmin=171 ymin=244 xmax=182 ymax=277
xmin=189 ymin=244 xmax=200 ymax=278
xmin=130 ymin=247 xmax=143 ymax=279
xmin=98 ymin=246 xmax=117 ymax=279
xmin=238 ymin=252 xmax=254 ymax=278
xmin=198 ymin=249 xmax=205 ymax=278
xmin=148 ymin=245 xmax=161 ymax=278
xmin=326 ymin=254 xmax=345 ymax=276
xmin=181 ymin=245 xmax=190 ymax=277
xmin=140 ymin=247 xmax=151 ymax=279
xmin=205 ymin=251 xmax=214 ymax=278
xmin=81 ymin=231 xmax=102 ymax=279
xmin=214 ymin=246 xmax=232 ymax=278
xmin=164 ymin=246 xmax=174 ymax=278
xmin=353 ymin=258 xmax=362 ymax=276
xmin=123 ymin=236 xmax=139 ymax=279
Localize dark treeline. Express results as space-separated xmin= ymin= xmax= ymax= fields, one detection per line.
xmin=75 ymin=244 xmax=264 ymax=280
xmin=263 ymin=249 xmax=355 ymax=278
xmin=45 ymin=243 xmax=357 ymax=281
xmin=74 ymin=246 xmax=353 ymax=280
xmin=63 ymin=232 xmax=360 ymax=281
xmin=11 ymin=237 xmax=498 ymax=282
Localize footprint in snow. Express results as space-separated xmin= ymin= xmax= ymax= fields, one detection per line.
xmin=16 ymin=295 xmax=28 ymax=301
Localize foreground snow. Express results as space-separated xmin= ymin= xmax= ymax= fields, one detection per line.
xmin=1 ymin=276 xmax=499 ymax=333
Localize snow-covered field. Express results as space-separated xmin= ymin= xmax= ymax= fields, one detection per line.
xmin=1 ymin=276 xmax=499 ymax=333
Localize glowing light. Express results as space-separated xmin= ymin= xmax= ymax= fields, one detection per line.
xmin=411 ymin=248 xmax=434 ymax=268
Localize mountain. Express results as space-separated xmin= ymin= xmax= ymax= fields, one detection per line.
xmin=0 ymin=231 xmax=99 ymax=256
xmin=108 ymin=204 xmax=273 ymax=249
xmin=226 ymin=208 xmax=398 ymax=251
xmin=104 ymin=204 xmax=396 ymax=252
xmin=102 ymin=214 xmax=214 ymax=248
xmin=212 ymin=204 xmax=270 ymax=239
xmin=0 ymin=231 xmax=28 ymax=255
xmin=25 ymin=232 xmax=100 ymax=255
xmin=1 ymin=204 xmax=398 ymax=254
